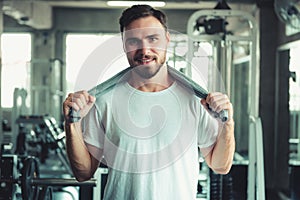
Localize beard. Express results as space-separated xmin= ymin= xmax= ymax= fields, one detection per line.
xmin=130 ymin=53 xmax=166 ymax=79
xmin=133 ymin=63 xmax=163 ymax=79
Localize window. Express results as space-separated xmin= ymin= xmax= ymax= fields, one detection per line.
xmin=1 ymin=33 xmax=31 ymax=108
xmin=289 ymin=45 xmax=300 ymax=111
xmin=289 ymin=44 xmax=300 ymax=143
xmin=65 ymin=33 xmax=128 ymax=94
xmin=65 ymin=33 xmax=190 ymax=93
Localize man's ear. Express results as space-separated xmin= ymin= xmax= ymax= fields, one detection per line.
xmin=122 ymin=43 xmax=126 ymax=53
xmin=166 ymin=31 xmax=170 ymax=44
xmin=121 ymin=33 xmax=126 ymax=53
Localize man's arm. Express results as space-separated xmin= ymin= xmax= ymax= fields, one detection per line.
xmin=63 ymin=91 xmax=102 ymax=181
xmin=201 ymin=92 xmax=235 ymax=174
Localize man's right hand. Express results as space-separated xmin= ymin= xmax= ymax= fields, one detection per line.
xmin=63 ymin=90 xmax=96 ymax=123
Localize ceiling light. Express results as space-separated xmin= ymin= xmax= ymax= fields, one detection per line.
xmin=107 ymin=1 xmax=166 ymax=7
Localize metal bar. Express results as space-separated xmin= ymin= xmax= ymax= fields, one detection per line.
xmin=256 ymin=118 xmax=266 ymax=200
xmin=0 ymin=178 xmax=97 ymax=187
xmin=31 ymin=178 xmax=97 ymax=187
xmin=93 ymin=168 xmax=103 ymax=200
xmin=188 ymin=35 xmax=255 ymax=42
xmin=0 ymin=179 xmax=19 ymax=184
xmin=248 ymin=117 xmax=256 ymax=200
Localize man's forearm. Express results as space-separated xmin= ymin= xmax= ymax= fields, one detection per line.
xmin=207 ymin=120 xmax=235 ymax=174
xmin=65 ymin=122 xmax=94 ymax=181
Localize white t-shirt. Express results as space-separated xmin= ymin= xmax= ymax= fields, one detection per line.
xmin=82 ymin=81 xmax=219 ymax=200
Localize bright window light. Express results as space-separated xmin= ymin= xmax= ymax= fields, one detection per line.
xmin=65 ymin=33 xmax=128 ymax=93
xmin=107 ymin=1 xmax=166 ymax=7
xmin=1 ymin=33 xmax=31 ymax=108
xmin=289 ymin=45 xmax=300 ymax=111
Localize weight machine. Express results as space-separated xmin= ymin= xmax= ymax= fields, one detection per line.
xmin=186 ymin=9 xmax=265 ymax=199
xmin=1 ymin=115 xmax=100 ymax=200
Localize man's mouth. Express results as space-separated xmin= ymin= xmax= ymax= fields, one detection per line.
xmin=135 ymin=56 xmax=156 ymax=65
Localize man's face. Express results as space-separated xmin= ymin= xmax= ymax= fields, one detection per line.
xmin=123 ymin=16 xmax=170 ymax=79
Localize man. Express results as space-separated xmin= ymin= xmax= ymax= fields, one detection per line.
xmin=63 ymin=5 xmax=235 ymax=200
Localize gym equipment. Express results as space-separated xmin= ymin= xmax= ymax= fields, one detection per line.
xmin=0 ymin=155 xmax=97 ymax=200
xmin=290 ymin=164 xmax=300 ymax=199
xmin=68 ymin=66 xmax=229 ymax=123
xmin=209 ymin=170 xmax=234 ymax=200
xmin=16 ymin=115 xmax=72 ymax=174
xmin=274 ymin=0 xmax=300 ymax=29
xmin=0 ymin=154 xmax=18 ymax=200
xmin=186 ymin=8 xmax=265 ymax=200
xmin=21 ymin=156 xmax=40 ymax=199
xmin=11 ymin=88 xmax=29 ymax=153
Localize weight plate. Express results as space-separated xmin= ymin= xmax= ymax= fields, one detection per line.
xmin=21 ymin=156 xmax=40 ymax=200
xmin=38 ymin=186 xmax=53 ymax=200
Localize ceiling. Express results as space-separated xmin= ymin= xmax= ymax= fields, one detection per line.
xmin=2 ymin=0 xmax=259 ymax=29
xmin=3 ymin=0 xmax=258 ymax=10
xmin=31 ymin=0 xmax=257 ymax=3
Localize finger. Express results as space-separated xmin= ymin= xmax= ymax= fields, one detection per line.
xmin=206 ymin=92 xmax=225 ymax=104
xmin=73 ymin=92 xmax=89 ymax=109
xmin=206 ymin=93 xmax=229 ymax=109
xmin=207 ymin=93 xmax=233 ymax=121
xmin=82 ymin=90 xmax=90 ymax=102
xmin=62 ymin=100 xmax=80 ymax=122
xmin=200 ymin=98 xmax=208 ymax=110
xmin=63 ymin=94 xmax=75 ymax=111
xmin=70 ymin=97 xmax=83 ymax=110
xmin=65 ymin=101 xmax=80 ymax=111
xmin=88 ymin=95 xmax=96 ymax=105
xmin=67 ymin=101 xmax=81 ymax=112
xmin=213 ymin=98 xmax=230 ymax=113
xmin=65 ymin=92 xmax=85 ymax=111
xmin=200 ymin=98 xmax=207 ymax=106
xmin=62 ymin=100 xmax=70 ymax=115
xmin=66 ymin=93 xmax=74 ymax=103
xmin=73 ymin=92 xmax=88 ymax=103
xmin=214 ymin=100 xmax=233 ymax=121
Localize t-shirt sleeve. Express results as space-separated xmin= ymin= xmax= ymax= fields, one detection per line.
xmin=197 ymin=104 xmax=219 ymax=156
xmin=82 ymin=105 xmax=105 ymax=150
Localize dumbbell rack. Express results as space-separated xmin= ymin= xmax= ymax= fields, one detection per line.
xmin=16 ymin=115 xmax=72 ymax=175
xmin=1 ymin=115 xmax=100 ymax=200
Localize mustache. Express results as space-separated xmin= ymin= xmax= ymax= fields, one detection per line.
xmin=134 ymin=54 xmax=157 ymax=61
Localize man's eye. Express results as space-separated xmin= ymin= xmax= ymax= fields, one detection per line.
xmin=149 ymin=37 xmax=158 ymax=42
xmin=127 ymin=39 xmax=139 ymax=46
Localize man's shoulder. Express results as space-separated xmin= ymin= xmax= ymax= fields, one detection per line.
xmin=92 ymin=81 xmax=128 ymax=103
xmin=89 ymin=67 xmax=131 ymax=99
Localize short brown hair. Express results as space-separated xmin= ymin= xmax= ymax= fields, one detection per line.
xmin=119 ymin=5 xmax=168 ymax=32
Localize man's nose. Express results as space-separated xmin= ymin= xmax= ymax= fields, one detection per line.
xmin=138 ymin=41 xmax=150 ymax=55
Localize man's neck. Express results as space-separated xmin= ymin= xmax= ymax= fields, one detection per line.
xmin=128 ymin=65 xmax=174 ymax=92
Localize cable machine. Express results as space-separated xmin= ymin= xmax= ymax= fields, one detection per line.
xmin=186 ymin=7 xmax=265 ymax=200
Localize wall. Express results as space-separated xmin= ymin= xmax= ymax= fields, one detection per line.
xmin=52 ymin=7 xmax=195 ymax=33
